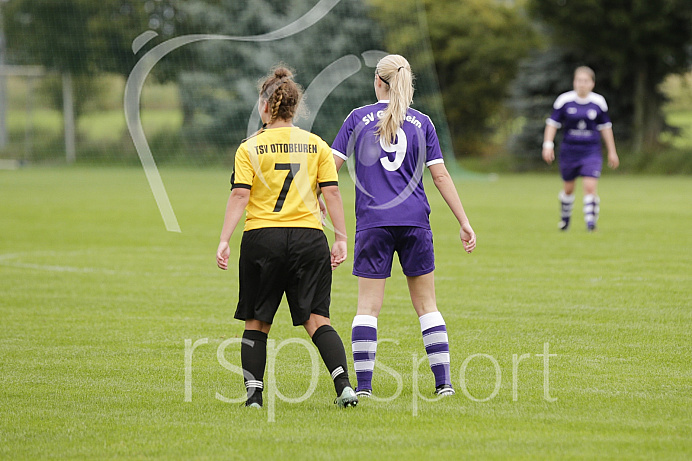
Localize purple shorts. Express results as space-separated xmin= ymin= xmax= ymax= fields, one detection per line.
xmin=353 ymin=226 xmax=435 ymax=279
xmin=559 ymin=146 xmax=603 ymax=181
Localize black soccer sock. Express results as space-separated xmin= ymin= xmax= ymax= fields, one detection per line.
xmin=241 ymin=330 xmax=268 ymax=398
xmin=312 ymin=325 xmax=351 ymax=396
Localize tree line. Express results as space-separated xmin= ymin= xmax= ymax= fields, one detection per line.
xmin=2 ymin=0 xmax=691 ymax=162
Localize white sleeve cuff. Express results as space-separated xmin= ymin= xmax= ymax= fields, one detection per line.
xmin=597 ymin=122 xmax=612 ymax=131
xmin=426 ymin=158 xmax=445 ymax=167
xmin=331 ymin=148 xmax=348 ymax=161
xmin=546 ymin=118 xmax=562 ymax=128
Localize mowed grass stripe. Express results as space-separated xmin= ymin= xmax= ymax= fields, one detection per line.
xmin=0 ymin=167 xmax=690 ymax=459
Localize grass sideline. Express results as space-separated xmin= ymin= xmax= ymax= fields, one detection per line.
xmin=1 ymin=167 xmax=691 ymax=459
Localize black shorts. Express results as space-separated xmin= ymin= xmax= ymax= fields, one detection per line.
xmin=235 ymin=227 xmax=332 ymax=326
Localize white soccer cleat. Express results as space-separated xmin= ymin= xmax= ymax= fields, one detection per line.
xmin=435 ymin=384 xmax=456 ymax=397
xmin=334 ymin=387 xmax=359 ymax=408
xmin=355 ymin=389 xmax=372 ymax=398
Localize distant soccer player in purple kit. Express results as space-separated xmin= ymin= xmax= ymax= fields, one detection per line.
xmin=331 ymin=54 xmax=476 ymax=397
xmin=542 ymin=66 xmax=619 ymax=231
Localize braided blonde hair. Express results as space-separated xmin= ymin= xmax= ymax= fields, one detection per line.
xmin=375 ymin=55 xmax=414 ymax=144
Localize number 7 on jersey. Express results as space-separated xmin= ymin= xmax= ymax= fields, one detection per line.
xmin=273 ymin=163 xmax=301 ymax=212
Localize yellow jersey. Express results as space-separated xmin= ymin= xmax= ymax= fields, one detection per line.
xmin=231 ymin=126 xmax=339 ymax=232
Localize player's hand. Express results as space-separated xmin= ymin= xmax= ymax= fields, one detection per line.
xmin=330 ymin=240 xmax=347 ymax=270
xmin=216 ymin=241 xmax=230 ymax=270
xmin=542 ymin=147 xmax=555 ymax=165
xmin=460 ymin=222 xmax=476 ymax=254
xmin=608 ymin=151 xmax=619 ymax=169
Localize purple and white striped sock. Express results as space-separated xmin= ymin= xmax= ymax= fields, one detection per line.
xmin=419 ymin=311 xmax=451 ymax=387
xmin=559 ymin=191 xmax=575 ymax=222
xmin=583 ymin=194 xmax=600 ymax=226
xmin=351 ymin=315 xmax=377 ymax=392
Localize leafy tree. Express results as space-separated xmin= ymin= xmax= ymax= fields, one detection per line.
xmin=527 ymin=0 xmax=692 ymax=153
xmin=369 ymin=0 xmax=538 ymax=155
xmin=175 ymin=0 xmax=384 ymax=156
xmin=508 ymin=47 xmax=577 ymax=170
xmin=508 ymin=45 xmax=629 ymax=169
xmin=4 ymin=0 xmax=179 ymax=77
xmin=3 ymin=0 xmax=179 ymax=158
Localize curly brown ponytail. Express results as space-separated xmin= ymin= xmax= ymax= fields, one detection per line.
xmin=259 ymin=65 xmax=303 ymax=125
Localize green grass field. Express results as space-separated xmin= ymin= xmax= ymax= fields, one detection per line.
xmin=1 ymin=167 xmax=691 ymax=459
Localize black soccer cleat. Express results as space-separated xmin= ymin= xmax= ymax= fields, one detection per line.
xmin=244 ymin=390 xmax=263 ymax=409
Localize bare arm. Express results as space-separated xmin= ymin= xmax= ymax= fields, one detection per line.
xmin=320 ymin=185 xmax=348 ymax=269
xmin=333 ymin=155 xmax=345 ymax=172
xmin=542 ymin=124 xmax=558 ymax=165
xmin=428 ymin=162 xmax=476 ymax=253
xmin=600 ymin=127 xmax=619 ymax=169
xmin=216 ymin=188 xmax=250 ymax=270
xmin=318 ymin=154 xmax=346 ymax=220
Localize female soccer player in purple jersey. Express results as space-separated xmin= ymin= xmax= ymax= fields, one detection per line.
xmin=330 ymin=54 xmax=476 ymax=397
xmin=542 ymin=66 xmax=619 ymax=231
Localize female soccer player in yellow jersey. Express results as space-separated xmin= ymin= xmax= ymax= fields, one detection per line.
xmin=216 ymin=66 xmax=358 ymax=409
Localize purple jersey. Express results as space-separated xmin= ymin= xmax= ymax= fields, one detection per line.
xmin=331 ymin=101 xmax=444 ymax=231
xmin=547 ymin=91 xmax=611 ymax=148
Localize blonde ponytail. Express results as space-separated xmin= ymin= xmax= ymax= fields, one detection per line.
xmin=375 ymin=55 xmax=414 ymax=144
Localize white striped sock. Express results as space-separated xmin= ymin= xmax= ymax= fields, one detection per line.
xmin=245 ymin=380 xmax=263 ymax=390
xmin=559 ymin=191 xmax=575 ymax=220
xmin=419 ymin=311 xmax=452 ymax=387
xmin=331 ymin=366 xmax=345 ymax=380
xmin=352 ymin=315 xmax=378 ymax=389
xmin=584 ymin=194 xmax=600 ymax=223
